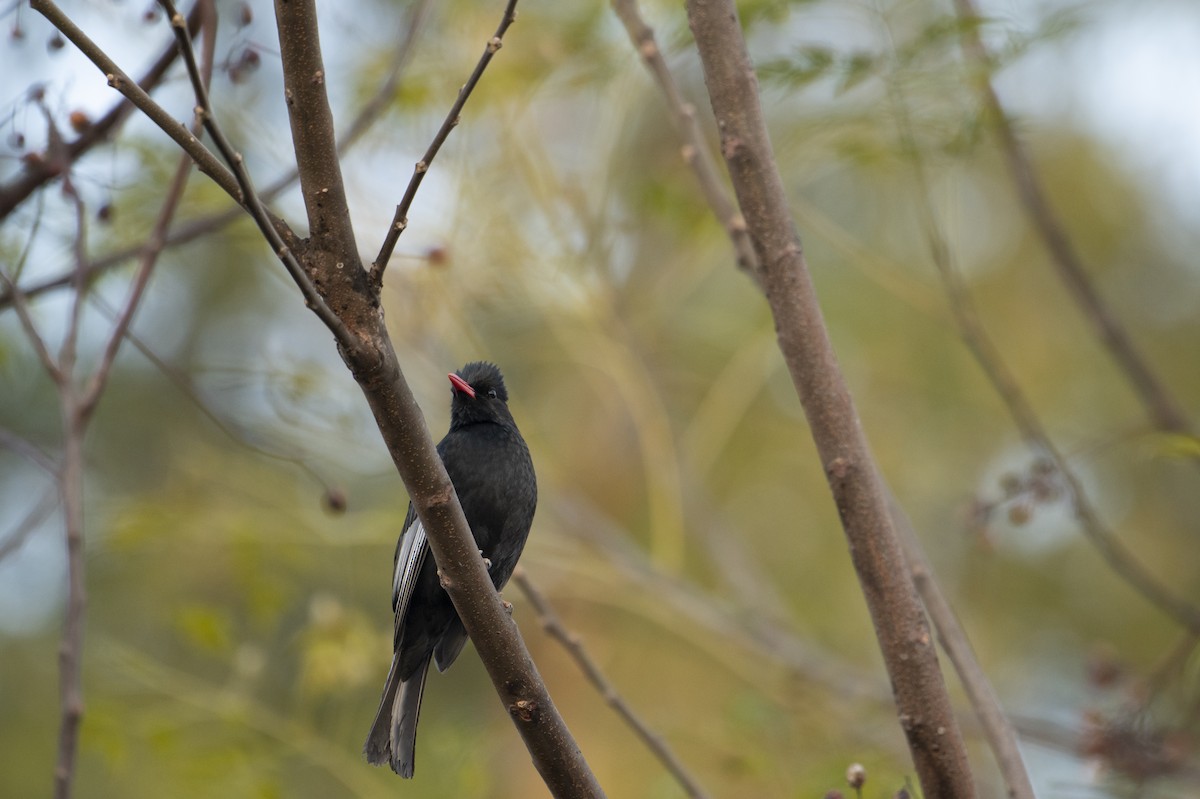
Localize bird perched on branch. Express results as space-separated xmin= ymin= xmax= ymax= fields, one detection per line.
xmin=364 ymin=361 xmax=538 ymax=778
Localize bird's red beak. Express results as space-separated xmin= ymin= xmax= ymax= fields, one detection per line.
xmin=448 ymin=372 xmax=476 ymax=398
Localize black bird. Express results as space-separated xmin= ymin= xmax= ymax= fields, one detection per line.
xmin=364 ymin=361 xmax=537 ymax=777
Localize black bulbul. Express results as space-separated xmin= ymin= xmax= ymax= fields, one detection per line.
xmin=364 ymin=361 xmax=538 ymax=778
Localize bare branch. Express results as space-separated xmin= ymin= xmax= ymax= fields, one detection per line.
xmin=89 ymin=294 xmax=335 ymax=492
xmin=370 ymin=0 xmax=519 ymax=288
xmin=53 ymin=393 xmax=86 ymax=799
xmin=30 ymin=0 xmax=242 ymax=204
xmin=57 ymin=186 xmax=88 ymax=375
xmin=888 ymin=68 xmax=1200 ymax=637
xmin=265 ymin=2 xmax=603 ymax=791
xmin=951 ymin=0 xmax=1193 ymax=440
xmin=0 ymin=486 xmax=59 ymax=563
xmin=0 ymin=269 xmax=61 ymax=384
xmin=887 ymin=494 xmax=1036 ymax=799
xmin=0 ymin=428 xmax=57 ymax=475
xmin=610 ymin=0 xmax=759 ymax=283
xmin=338 ymin=0 xmax=432 ymax=152
xmin=270 ymin=0 xmax=359 ymax=262
xmin=513 ymin=569 xmax=712 ymax=799
xmin=78 ymin=1 xmax=220 ymax=421
xmin=610 ymin=4 xmax=1035 ymax=791
xmin=684 ymin=1 xmax=977 ymax=796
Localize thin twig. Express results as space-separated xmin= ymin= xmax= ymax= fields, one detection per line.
xmin=58 ymin=184 xmax=88 ymax=375
xmin=513 ymin=569 xmax=712 ymax=799
xmin=885 ymin=61 xmax=1200 ymax=637
xmin=951 ymin=0 xmax=1192 ymax=440
xmin=0 ymin=428 xmax=57 ymax=475
xmin=52 ymin=191 xmax=96 ymax=798
xmin=88 ymin=294 xmax=334 ymax=491
xmin=610 ymin=0 xmax=759 ymax=283
xmin=52 ymin=392 xmax=85 ymax=799
xmin=80 ymin=0 xmax=217 ymax=420
xmin=887 ymin=492 xmax=1036 ymax=799
xmin=0 ymin=486 xmax=59 ymax=562
xmin=45 ymin=11 xmax=219 ymax=795
xmin=338 ymin=0 xmax=432 ymax=153
xmin=157 ymin=0 xmax=348 ymax=342
xmin=370 ymin=0 xmax=519 ymax=288
xmin=0 ymin=270 xmax=61 ymax=383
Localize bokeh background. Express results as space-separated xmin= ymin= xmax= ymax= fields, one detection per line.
xmin=2 ymin=0 xmax=1199 ymax=796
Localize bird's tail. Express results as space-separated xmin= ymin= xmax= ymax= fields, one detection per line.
xmin=363 ymin=653 xmax=432 ymax=779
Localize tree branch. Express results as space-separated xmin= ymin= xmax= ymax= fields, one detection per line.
xmin=0 ymin=268 xmax=61 ymax=384
xmin=0 ymin=485 xmax=59 ymax=563
xmin=683 ymin=2 xmax=976 ymax=796
xmin=916 ymin=161 xmax=1200 ymax=635
xmin=52 ymin=392 xmax=85 ymax=799
xmin=77 ymin=0 xmax=218 ymax=421
xmin=951 ymin=0 xmax=1193 ymax=440
xmin=267 ymin=2 xmax=604 ymax=792
xmin=887 ymin=493 xmax=1036 ymax=799
xmin=159 ymin=0 xmax=348 ymax=342
xmin=610 ymin=0 xmax=759 ymax=283
xmin=513 ymin=569 xmax=711 ymax=799
xmin=271 ymin=0 xmax=360 ymax=264
xmin=612 ymin=3 xmax=1035 ymax=792
xmin=369 ymin=0 xmax=519 ymax=289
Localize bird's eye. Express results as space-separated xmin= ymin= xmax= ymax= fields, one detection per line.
xmin=487 ymin=388 xmax=498 ymax=399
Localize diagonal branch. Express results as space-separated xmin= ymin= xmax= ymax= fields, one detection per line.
xmin=951 ymin=0 xmax=1193 ymax=440
xmin=684 ymin=1 xmax=977 ymax=796
xmin=610 ymin=0 xmax=759 ymax=283
xmin=369 ymin=0 xmax=519 ymax=289
xmin=513 ymin=569 xmax=711 ymax=799
xmin=612 ymin=3 xmax=1034 ymax=795
xmin=158 ymin=0 xmax=348 ymax=342
xmin=0 ymin=485 xmax=59 ymax=562
xmin=0 ymin=428 xmax=57 ymax=475
xmin=887 ymin=67 xmax=1200 ymax=638
xmin=78 ymin=1 xmax=219 ymax=421
xmin=267 ymin=2 xmax=604 ymax=792
xmin=0 ymin=268 xmax=61 ymax=384
xmin=887 ymin=493 xmax=1036 ymax=799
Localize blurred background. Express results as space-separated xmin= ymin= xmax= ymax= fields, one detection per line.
xmin=2 ymin=0 xmax=1199 ymax=796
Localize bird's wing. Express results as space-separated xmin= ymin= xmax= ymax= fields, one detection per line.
xmin=392 ymin=509 xmax=430 ymax=644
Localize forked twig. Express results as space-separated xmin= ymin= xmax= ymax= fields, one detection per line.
xmin=370 ymin=0 xmax=519 ymax=288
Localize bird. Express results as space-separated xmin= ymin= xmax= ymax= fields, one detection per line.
xmin=364 ymin=361 xmax=538 ymax=778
